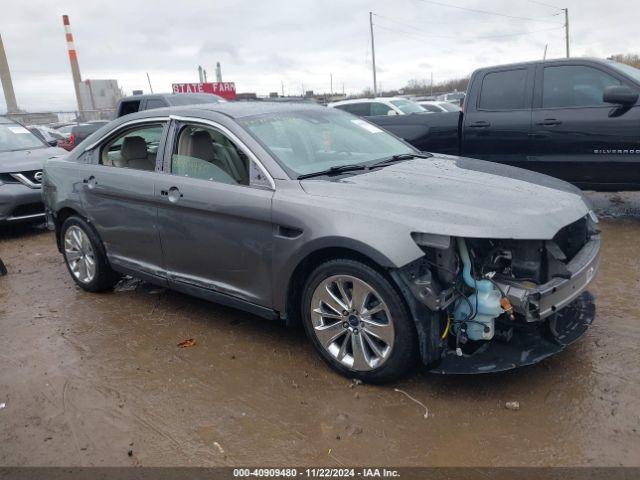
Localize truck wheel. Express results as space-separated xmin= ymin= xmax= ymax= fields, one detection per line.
xmin=60 ymin=216 xmax=120 ymax=292
xmin=302 ymin=259 xmax=418 ymax=383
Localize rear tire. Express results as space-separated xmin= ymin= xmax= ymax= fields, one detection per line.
xmin=60 ymin=215 xmax=120 ymax=292
xmin=301 ymin=258 xmax=418 ymax=383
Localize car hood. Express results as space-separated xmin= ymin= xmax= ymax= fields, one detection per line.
xmin=0 ymin=147 xmax=67 ymax=173
xmin=299 ymin=155 xmax=591 ymax=240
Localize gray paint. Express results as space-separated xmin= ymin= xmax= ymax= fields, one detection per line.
xmin=43 ymin=102 xmax=593 ymax=318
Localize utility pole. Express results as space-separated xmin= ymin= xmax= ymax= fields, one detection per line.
xmin=198 ymin=65 xmax=204 ymax=83
xmin=146 ymin=72 xmax=153 ymax=93
xmin=369 ymin=12 xmax=377 ymax=96
xmin=281 ymin=81 xmax=285 ymax=97
xmin=330 ymin=72 xmax=333 ymax=95
xmin=430 ymin=72 xmax=433 ymax=96
xmin=543 ymin=44 xmax=548 ymax=60
xmin=563 ymin=8 xmax=570 ymax=58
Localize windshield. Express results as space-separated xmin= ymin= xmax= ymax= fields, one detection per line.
xmin=239 ymin=108 xmax=415 ymax=177
xmin=390 ymin=99 xmax=425 ymax=114
xmin=608 ymin=61 xmax=640 ymax=84
xmin=0 ymin=123 xmax=46 ymax=152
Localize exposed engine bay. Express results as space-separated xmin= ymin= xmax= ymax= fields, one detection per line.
xmin=396 ymin=213 xmax=600 ymax=373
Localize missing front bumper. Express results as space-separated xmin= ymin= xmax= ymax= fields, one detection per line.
xmin=429 ymin=291 xmax=595 ymax=374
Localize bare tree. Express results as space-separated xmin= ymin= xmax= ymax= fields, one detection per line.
xmin=609 ymin=54 xmax=640 ymax=68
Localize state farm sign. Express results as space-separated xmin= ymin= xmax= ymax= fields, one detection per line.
xmin=172 ymin=82 xmax=237 ymax=100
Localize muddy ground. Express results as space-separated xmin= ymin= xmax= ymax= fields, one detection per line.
xmin=0 ymin=192 xmax=639 ymax=467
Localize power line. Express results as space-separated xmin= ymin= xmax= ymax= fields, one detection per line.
xmin=414 ymin=0 xmax=561 ymax=23
xmin=526 ymin=0 xmax=562 ymax=10
xmin=373 ymin=18 xmax=564 ymax=41
xmin=373 ymin=13 xmax=562 ymax=34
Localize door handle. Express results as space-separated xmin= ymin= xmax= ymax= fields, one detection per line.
xmin=535 ymin=118 xmax=562 ymax=126
xmin=468 ymin=121 xmax=491 ymax=128
xmin=161 ymin=186 xmax=183 ymax=203
xmin=83 ymin=176 xmax=97 ymax=188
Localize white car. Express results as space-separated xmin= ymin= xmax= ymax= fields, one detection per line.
xmin=417 ymin=101 xmax=462 ymax=113
xmin=328 ymin=97 xmax=426 ymax=117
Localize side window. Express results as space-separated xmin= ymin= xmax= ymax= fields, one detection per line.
xmin=479 ymin=69 xmax=528 ymax=110
xmin=338 ymin=103 xmax=371 ymax=117
xmin=370 ymin=102 xmax=392 ymax=116
xmin=100 ymin=124 xmax=165 ymax=170
xmin=144 ymin=99 xmax=168 ymax=110
xmin=118 ymin=100 xmax=140 ymax=116
xmin=171 ymin=125 xmax=251 ymax=186
xmin=542 ymin=65 xmax=621 ymax=108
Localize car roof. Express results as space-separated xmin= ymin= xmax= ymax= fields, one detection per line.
xmin=328 ymin=97 xmax=407 ymax=107
xmin=120 ymin=93 xmax=225 ymax=105
xmin=473 ymin=56 xmax=615 ymax=73
xmin=120 ymin=101 xmax=328 ymax=121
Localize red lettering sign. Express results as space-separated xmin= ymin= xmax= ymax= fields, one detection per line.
xmin=172 ymin=82 xmax=237 ymax=100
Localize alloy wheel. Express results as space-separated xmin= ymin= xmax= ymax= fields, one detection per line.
xmin=64 ymin=225 xmax=96 ymax=284
xmin=310 ymin=275 xmax=395 ymax=371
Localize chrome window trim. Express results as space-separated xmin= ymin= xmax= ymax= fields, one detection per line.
xmin=168 ymin=114 xmax=276 ymax=191
xmin=10 ymin=173 xmax=41 ymax=189
xmin=84 ymin=117 xmax=170 ymax=151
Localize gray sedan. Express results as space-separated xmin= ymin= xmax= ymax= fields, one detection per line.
xmin=43 ymin=102 xmax=599 ymax=382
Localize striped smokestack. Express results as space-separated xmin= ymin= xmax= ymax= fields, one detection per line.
xmin=62 ymin=15 xmax=84 ymax=113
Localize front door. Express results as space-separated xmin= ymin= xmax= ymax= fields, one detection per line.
xmin=80 ymin=121 xmax=168 ymax=279
xmin=156 ymin=119 xmax=275 ymax=307
xmin=529 ymin=63 xmax=640 ymax=188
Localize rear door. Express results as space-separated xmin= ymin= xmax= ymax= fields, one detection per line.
xmin=529 ymin=63 xmax=640 ymax=187
xmin=462 ymin=66 xmax=534 ymax=166
xmin=155 ymin=117 xmax=275 ymax=307
xmin=79 ymin=119 xmax=169 ymax=281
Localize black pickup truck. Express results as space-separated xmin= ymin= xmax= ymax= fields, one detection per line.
xmin=368 ymin=57 xmax=640 ymax=190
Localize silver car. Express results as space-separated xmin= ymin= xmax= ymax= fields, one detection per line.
xmin=43 ymin=102 xmax=600 ymax=382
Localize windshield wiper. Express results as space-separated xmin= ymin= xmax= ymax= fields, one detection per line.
xmin=370 ymin=152 xmax=432 ymax=169
xmin=297 ymin=164 xmax=368 ymax=180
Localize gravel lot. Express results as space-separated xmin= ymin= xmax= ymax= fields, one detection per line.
xmin=0 ymin=192 xmax=639 ymax=467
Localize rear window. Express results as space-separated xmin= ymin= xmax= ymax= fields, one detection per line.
xmin=479 ymin=69 xmax=528 ymax=110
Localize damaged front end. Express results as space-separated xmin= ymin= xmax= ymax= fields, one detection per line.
xmin=392 ymin=213 xmax=600 ymax=374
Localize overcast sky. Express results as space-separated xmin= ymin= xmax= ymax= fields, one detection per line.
xmin=1 ymin=0 xmax=637 ymax=112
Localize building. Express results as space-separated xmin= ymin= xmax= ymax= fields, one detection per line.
xmin=78 ymin=79 xmax=123 ymax=119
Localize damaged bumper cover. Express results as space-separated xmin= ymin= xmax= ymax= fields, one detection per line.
xmin=394 ymin=229 xmax=600 ymax=374
xmin=496 ymin=235 xmax=600 ymax=321
xmin=430 ymin=291 xmax=596 ymax=374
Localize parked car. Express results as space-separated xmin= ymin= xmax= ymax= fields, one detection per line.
xmin=367 ymin=57 xmax=640 ymax=190
xmin=43 ymin=102 xmax=599 ymax=382
xmin=328 ymin=97 xmax=426 ymax=116
xmin=52 ymin=124 xmax=74 ymax=138
xmin=436 ymin=91 xmax=466 ymax=105
xmin=0 ymin=117 xmax=66 ymax=223
xmin=57 ymin=121 xmax=110 ymax=151
xmin=115 ymin=93 xmax=225 ymax=118
xmin=27 ymin=125 xmax=67 ymax=146
xmin=418 ymin=101 xmax=461 ymax=113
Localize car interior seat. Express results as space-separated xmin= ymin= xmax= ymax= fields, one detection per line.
xmin=120 ymin=136 xmax=155 ymax=170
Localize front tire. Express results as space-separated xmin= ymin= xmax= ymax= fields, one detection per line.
xmin=302 ymin=259 xmax=418 ymax=383
xmin=61 ymin=216 xmax=120 ymax=292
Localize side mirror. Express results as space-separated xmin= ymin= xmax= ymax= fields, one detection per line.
xmin=603 ymin=85 xmax=638 ymax=106
xmin=387 ymin=110 xmax=398 ymax=116
xmin=47 ymin=139 xmax=58 ymax=147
